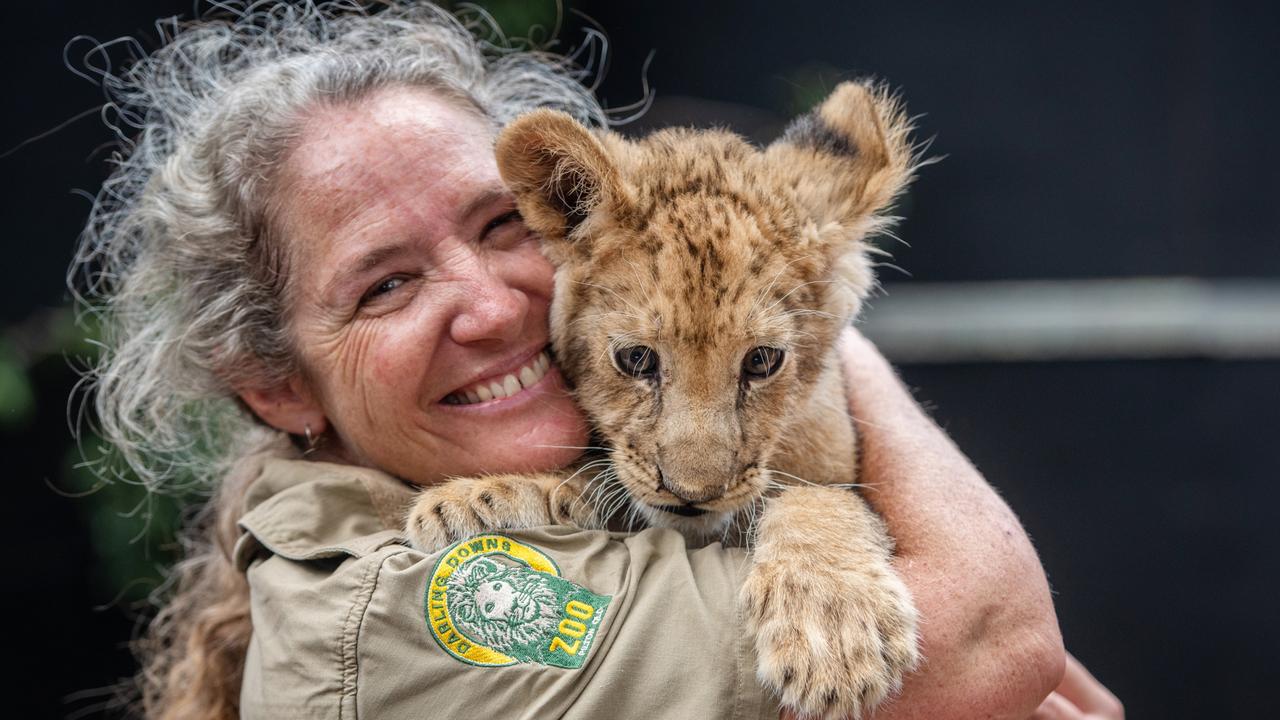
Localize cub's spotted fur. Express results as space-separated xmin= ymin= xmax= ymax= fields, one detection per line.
xmin=407 ymin=81 xmax=921 ymax=719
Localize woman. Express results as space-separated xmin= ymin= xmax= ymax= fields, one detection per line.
xmin=71 ymin=2 xmax=1091 ymax=718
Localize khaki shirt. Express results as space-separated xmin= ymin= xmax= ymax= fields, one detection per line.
xmin=232 ymin=452 xmax=778 ymax=720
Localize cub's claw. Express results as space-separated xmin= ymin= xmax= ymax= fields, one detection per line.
xmin=403 ymin=473 xmax=599 ymax=553
xmin=742 ymin=557 xmax=919 ymax=720
xmin=405 ymin=476 xmax=554 ymax=553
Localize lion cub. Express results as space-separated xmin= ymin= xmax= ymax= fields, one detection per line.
xmin=407 ymin=81 xmax=920 ymax=719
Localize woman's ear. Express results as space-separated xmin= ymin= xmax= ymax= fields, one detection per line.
xmin=238 ymin=374 xmax=328 ymax=438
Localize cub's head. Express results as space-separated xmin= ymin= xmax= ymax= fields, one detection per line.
xmin=496 ymin=82 xmax=917 ymax=536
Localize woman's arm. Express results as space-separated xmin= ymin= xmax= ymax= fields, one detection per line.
xmin=833 ymin=328 xmax=1065 ymax=719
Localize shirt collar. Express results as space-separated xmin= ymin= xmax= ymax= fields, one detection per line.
xmin=233 ymin=442 xmax=418 ymax=570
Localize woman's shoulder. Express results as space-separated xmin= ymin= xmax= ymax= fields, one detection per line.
xmin=233 ymin=452 xmax=414 ymax=717
xmin=354 ymin=528 xmax=773 ymax=720
xmin=233 ymin=453 xmax=412 ymax=569
xmin=235 ymin=455 xmax=776 ymax=720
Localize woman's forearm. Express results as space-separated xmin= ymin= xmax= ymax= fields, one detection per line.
xmin=839 ymin=329 xmax=1065 ymax=720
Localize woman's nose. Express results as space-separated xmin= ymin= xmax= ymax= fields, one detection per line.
xmin=448 ymin=269 xmax=528 ymax=346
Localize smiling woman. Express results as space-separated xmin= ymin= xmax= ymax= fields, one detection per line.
xmin=68 ymin=2 xmax=1067 ymax=719
xmin=68 ymin=3 xmax=615 ymax=717
xmin=239 ymin=87 xmax=588 ymax=484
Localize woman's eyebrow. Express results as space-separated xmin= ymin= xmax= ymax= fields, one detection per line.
xmin=349 ymin=243 xmax=407 ymax=276
xmin=459 ymin=186 xmax=513 ymax=222
xmin=321 ymin=242 xmax=409 ymax=298
xmin=317 ymin=185 xmax=513 ymax=299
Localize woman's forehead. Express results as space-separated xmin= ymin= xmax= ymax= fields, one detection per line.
xmin=286 ymin=90 xmax=494 ymax=199
xmin=277 ymin=88 xmax=502 ymax=257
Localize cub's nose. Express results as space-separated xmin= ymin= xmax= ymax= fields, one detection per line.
xmin=657 ymin=466 xmax=725 ymax=504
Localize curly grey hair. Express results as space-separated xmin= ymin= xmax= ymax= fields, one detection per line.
xmin=69 ymin=0 xmax=608 ymax=495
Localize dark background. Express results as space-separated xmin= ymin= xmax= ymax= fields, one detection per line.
xmin=4 ymin=1 xmax=1277 ymax=717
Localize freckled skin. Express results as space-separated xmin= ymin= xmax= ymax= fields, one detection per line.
xmin=264 ymin=87 xmax=590 ymax=485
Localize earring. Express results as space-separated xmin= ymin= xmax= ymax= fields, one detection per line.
xmin=303 ymin=423 xmax=318 ymax=455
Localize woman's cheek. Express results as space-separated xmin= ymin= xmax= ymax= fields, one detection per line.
xmin=331 ymin=320 xmax=385 ymax=387
xmin=507 ymin=242 xmax=557 ymax=299
xmin=361 ymin=312 xmax=441 ymax=389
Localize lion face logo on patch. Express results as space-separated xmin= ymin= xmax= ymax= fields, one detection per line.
xmin=447 ymin=557 xmax=560 ymax=650
xmin=425 ymin=534 xmax=612 ymax=669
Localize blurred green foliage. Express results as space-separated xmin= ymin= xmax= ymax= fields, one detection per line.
xmin=0 ymin=343 xmax=35 ymax=428
xmin=9 ymin=304 xmax=187 ymax=604
xmin=443 ymin=0 xmax=563 ymax=48
xmin=777 ymin=61 xmax=849 ymax=116
xmin=61 ymin=438 xmax=190 ymax=604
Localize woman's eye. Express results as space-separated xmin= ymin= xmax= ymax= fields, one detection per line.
xmin=482 ymin=209 xmax=528 ymax=245
xmin=493 ymin=582 xmax=503 ymax=591
xmin=485 ymin=602 xmax=495 ymax=614
xmin=742 ymin=347 xmax=785 ymax=380
xmin=360 ymin=276 xmax=406 ymax=305
xmin=614 ymin=345 xmax=659 ymax=379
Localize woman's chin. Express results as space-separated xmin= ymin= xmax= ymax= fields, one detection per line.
xmin=423 ymin=394 xmax=589 ymax=481
xmin=438 ymin=366 xmax=589 ymax=475
xmin=496 ymin=407 xmax=591 ymax=474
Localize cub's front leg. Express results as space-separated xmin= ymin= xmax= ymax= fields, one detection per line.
xmin=404 ymin=472 xmax=598 ymax=553
xmin=741 ymin=486 xmax=920 ymax=720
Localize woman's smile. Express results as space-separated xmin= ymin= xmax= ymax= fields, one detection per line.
xmin=441 ymin=347 xmax=554 ymax=406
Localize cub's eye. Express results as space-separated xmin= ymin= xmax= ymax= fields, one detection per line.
xmin=613 ymin=345 xmax=659 ymax=379
xmin=742 ymin=347 xmax=785 ymax=380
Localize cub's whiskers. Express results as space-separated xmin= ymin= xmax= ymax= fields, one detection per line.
xmin=765 ymin=469 xmax=883 ymax=493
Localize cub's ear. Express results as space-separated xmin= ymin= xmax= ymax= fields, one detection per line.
xmin=495 ymin=110 xmax=627 ymax=255
xmin=768 ymin=80 xmax=917 ymax=234
xmin=768 ymin=81 xmax=919 ymax=319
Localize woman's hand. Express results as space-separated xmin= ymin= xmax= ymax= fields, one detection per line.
xmin=1030 ymin=653 xmax=1124 ymax=720
xmin=824 ymin=328 xmax=1065 ymax=719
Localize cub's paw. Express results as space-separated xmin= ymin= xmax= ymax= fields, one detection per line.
xmin=543 ymin=474 xmax=601 ymax=529
xmin=404 ymin=475 xmax=555 ymax=553
xmin=741 ymin=558 xmax=919 ymax=720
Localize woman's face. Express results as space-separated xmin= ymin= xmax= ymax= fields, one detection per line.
xmin=261 ymin=87 xmax=588 ymax=485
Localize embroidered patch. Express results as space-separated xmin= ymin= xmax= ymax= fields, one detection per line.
xmin=424 ymin=534 xmax=612 ymax=669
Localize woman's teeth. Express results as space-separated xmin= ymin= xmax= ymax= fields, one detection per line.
xmin=443 ymin=351 xmax=551 ymax=405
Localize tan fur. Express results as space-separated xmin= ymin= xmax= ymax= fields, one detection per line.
xmin=406 ymin=81 xmax=920 ymax=719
